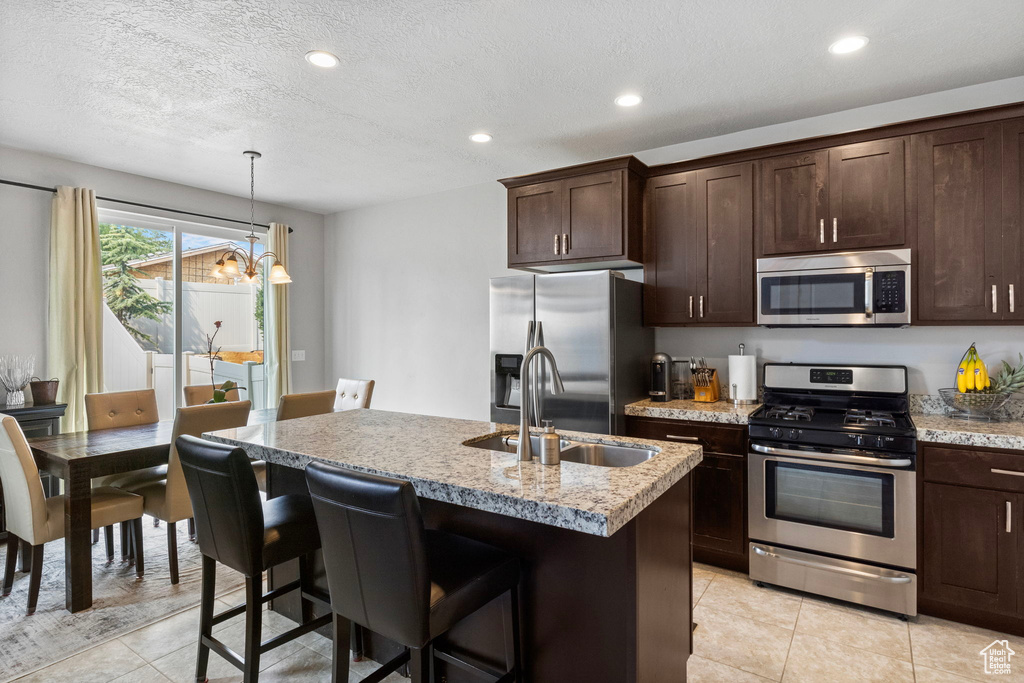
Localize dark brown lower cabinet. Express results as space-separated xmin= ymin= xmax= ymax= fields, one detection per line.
xmin=626 ymin=416 xmax=748 ymax=572
xmin=919 ymin=443 xmax=1024 ymax=635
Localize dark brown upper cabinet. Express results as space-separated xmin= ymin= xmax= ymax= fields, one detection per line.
xmin=1003 ymin=118 xmax=1024 ymax=322
xmin=644 ymin=163 xmax=754 ymax=326
xmin=913 ymin=123 xmax=1004 ymax=323
xmin=500 ymin=157 xmax=646 ymax=270
xmin=758 ymin=139 xmax=906 ymax=256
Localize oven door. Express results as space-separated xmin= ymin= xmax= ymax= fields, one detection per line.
xmin=757 ymin=266 xmax=872 ymax=326
xmin=748 ymin=449 xmax=916 ymax=569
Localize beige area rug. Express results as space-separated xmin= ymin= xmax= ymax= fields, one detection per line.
xmin=0 ymin=519 xmax=245 ymax=681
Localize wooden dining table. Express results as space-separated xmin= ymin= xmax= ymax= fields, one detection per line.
xmin=26 ymin=408 xmax=278 ymax=612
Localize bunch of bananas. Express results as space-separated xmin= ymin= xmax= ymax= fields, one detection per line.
xmin=956 ymin=344 xmax=990 ymax=393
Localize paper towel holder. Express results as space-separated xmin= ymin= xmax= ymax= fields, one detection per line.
xmin=728 ymin=343 xmax=760 ymax=406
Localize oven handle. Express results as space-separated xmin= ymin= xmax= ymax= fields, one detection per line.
xmin=751 ymin=545 xmax=913 ymax=584
xmin=750 ymin=443 xmax=912 ymax=468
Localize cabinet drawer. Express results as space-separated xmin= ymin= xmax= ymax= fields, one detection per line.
xmin=625 ymin=416 xmax=747 ymax=456
xmin=922 ymin=444 xmax=1024 ymax=492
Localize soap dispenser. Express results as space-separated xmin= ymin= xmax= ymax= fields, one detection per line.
xmin=539 ymin=420 xmax=561 ymax=465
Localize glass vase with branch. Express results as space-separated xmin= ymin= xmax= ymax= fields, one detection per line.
xmin=204 ymin=320 xmax=245 ymax=403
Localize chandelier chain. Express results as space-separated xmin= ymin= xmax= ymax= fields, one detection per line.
xmin=249 ymin=155 xmax=256 ymax=236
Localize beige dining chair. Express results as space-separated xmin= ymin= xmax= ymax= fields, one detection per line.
xmin=85 ymin=389 xmax=163 ymax=554
xmin=118 ymin=400 xmax=251 ymax=584
xmin=276 ymin=390 xmax=338 ymax=421
xmin=183 ymin=384 xmax=241 ymax=406
xmin=1 ymin=415 xmax=145 ymax=614
xmin=334 ymin=378 xmax=374 ymax=411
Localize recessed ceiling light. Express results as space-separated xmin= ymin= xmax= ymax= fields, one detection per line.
xmin=828 ymin=36 xmax=869 ymax=54
xmin=305 ymin=50 xmax=339 ymax=68
xmin=615 ymin=94 xmax=643 ymax=107
xmin=469 ymin=133 xmax=493 ymax=143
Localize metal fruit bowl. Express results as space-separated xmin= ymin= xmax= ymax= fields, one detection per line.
xmin=938 ymin=388 xmax=1012 ymax=421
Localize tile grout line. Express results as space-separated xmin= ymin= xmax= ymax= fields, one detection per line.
xmin=777 ymin=597 xmax=802 ymax=682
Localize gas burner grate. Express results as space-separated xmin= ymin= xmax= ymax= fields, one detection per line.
xmin=764 ymin=405 xmax=815 ymax=421
xmin=844 ymin=409 xmax=897 ymax=428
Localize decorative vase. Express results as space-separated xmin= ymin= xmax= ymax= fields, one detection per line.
xmin=0 ymin=355 xmax=35 ymax=408
xmin=5 ymin=389 xmax=25 ymax=406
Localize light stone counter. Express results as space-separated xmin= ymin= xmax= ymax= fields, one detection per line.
xmin=204 ymin=408 xmax=702 ymax=537
xmin=625 ymin=398 xmax=759 ymax=424
xmin=914 ymin=413 xmax=1024 ymax=452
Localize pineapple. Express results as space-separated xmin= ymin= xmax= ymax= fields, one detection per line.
xmin=992 ymin=354 xmax=1024 ymax=395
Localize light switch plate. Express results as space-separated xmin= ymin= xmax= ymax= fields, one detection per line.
xmin=291 ymin=350 xmax=306 ymax=361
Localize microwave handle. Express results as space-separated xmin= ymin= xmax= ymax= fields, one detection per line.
xmin=864 ymin=268 xmax=874 ymax=319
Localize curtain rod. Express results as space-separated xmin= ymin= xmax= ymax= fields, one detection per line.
xmin=0 ymin=178 xmax=293 ymax=233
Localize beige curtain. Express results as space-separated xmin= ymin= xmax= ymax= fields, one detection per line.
xmin=48 ymin=187 xmax=103 ymax=432
xmin=265 ymin=222 xmax=292 ymax=404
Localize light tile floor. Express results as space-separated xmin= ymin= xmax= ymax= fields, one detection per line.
xmin=13 ymin=563 xmax=1024 ymax=681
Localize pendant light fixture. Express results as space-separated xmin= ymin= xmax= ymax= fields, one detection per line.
xmin=209 ymin=151 xmax=292 ymax=284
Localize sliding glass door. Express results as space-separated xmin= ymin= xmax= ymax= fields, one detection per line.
xmin=98 ymin=209 xmax=266 ymax=417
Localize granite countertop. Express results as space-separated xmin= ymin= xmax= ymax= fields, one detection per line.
xmin=625 ymin=398 xmax=760 ymax=425
xmin=913 ymin=413 xmax=1024 ymax=451
xmin=204 ymin=409 xmax=702 ymax=538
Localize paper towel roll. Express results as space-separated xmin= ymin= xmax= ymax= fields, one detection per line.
xmin=728 ymin=355 xmax=758 ymax=403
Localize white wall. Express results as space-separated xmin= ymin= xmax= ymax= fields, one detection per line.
xmin=325 ymin=77 xmax=1024 ymax=420
xmin=0 ymin=146 xmax=328 ymax=393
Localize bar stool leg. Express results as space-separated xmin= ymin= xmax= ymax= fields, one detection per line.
xmin=408 ymin=645 xmax=433 ymax=683
xmin=243 ymin=575 xmax=262 ymax=682
xmin=195 ymin=555 xmax=216 ymax=683
xmin=167 ymin=522 xmax=179 ymax=585
xmin=3 ymin=533 xmax=19 ymax=596
xmin=331 ymin=612 xmax=350 ymax=683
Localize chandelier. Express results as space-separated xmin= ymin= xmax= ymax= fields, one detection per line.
xmin=209 ymin=151 xmax=292 ymax=285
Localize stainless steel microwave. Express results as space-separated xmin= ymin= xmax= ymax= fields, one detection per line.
xmin=756 ymin=249 xmax=911 ymax=327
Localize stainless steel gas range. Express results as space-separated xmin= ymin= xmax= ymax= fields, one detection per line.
xmin=747 ymin=363 xmax=917 ymax=617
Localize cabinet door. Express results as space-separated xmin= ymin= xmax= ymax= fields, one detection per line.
xmin=828 ymin=138 xmax=906 ymax=250
xmin=760 ymin=151 xmax=828 ymax=255
xmin=1003 ymin=118 xmax=1024 ymax=321
xmin=914 ymin=124 xmax=1003 ymax=322
xmin=507 ymin=180 xmax=563 ymax=265
xmin=561 ymin=171 xmax=624 ymax=260
xmin=696 ymin=163 xmax=755 ymax=324
xmin=921 ymin=482 xmax=1019 ymax=616
xmin=643 ymin=172 xmax=698 ymax=325
xmin=691 ymin=453 xmax=747 ymax=557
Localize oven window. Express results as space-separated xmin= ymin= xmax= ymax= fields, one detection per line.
xmin=761 ymin=273 xmax=866 ymax=315
xmin=765 ymin=461 xmax=894 ymax=537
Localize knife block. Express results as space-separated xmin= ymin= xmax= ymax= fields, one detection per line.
xmin=693 ymin=369 xmax=721 ymax=403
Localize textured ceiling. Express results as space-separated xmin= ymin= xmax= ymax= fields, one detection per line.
xmin=2 ymin=0 xmax=1023 ymax=214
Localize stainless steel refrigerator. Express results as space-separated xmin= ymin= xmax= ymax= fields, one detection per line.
xmin=489 ymin=270 xmax=653 ymax=436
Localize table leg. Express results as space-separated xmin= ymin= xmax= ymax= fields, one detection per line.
xmin=64 ymin=464 xmax=93 ymax=612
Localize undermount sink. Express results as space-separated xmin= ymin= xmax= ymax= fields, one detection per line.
xmin=463 ymin=434 xmax=657 ymax=467
xmin=559 ymin=442 xmax=657 ymax=468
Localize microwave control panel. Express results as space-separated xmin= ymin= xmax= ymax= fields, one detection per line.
xmin=873 ymin=271 xmax=906 ymax=313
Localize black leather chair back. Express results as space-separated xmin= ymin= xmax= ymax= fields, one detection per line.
xmin=176 ymin=435 xmax=264 ymax=577
xmin=305 ymin=461 xmax=432 ymax=647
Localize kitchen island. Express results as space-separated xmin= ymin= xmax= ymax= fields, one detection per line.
xmin=206 ymin=408 xmax=702 ymax=682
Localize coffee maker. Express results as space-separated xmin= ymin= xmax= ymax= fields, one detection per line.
xmin=650 ymin=352 xmax=672 ymax=402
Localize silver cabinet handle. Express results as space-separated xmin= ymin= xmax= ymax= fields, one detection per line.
xmin=689 ymin=295 xmax=694 ymax=318
xmin=1011 ymin=284 xmax=1016 ymax=314
xmin=1008 ymin=501 xmax=1013 ymax=533
xmin=833 ymin=217 xmax=838 ymax=243
xmin=993 ymin=284 xmax=998 ymax=314
xmin=699 ymin=295 xmax=704 ymax=318
xmin=819 ymin=219 xmax=824 ymax=244
xmin=752 ymin=545 xmax=913 ymax=584
xmin=666 ymin=435 xmax=700 ymax=442
xmin=562 ymin=233 xmax=569 ymax=254
xmin=553 ymin=234 xmax=560 ymax=255
xmin=992 ymin=468 xmax=1024 ymax=477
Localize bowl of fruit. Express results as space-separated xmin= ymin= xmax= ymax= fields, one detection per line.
xmin=939 ymin=345 xmax=1024 ymax=421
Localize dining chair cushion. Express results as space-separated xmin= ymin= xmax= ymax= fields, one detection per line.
xmin=85 ymin=389 xmax=159 ymax=431
xmin=37 ymin=488 xmax=145 ymax=544
xmin=334 ymin=378 xmax=374 ymax=411
xmin=183 ymin=384 xmax=241 ymax=407
xmin=276 ymin=390 xmax=338 ymax=422
xmin=261 ymin=494 xmax=320 ymax=570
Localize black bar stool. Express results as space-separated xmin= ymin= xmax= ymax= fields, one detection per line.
xmin=305 ymin=460 xmax=523 ymax=683
xmin=176 ymin=435 xmax=331 ymax=683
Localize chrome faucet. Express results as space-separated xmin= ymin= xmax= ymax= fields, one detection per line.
xmin=518 ymin=345 xmax=565 ymax=462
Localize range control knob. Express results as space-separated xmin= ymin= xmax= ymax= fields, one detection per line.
xmin=769 ymin=427 xmax=782 ymax=439
xmin=847 ymin=433 xmax=865 ymax=447
xmin=787 ymin=429 xmax=800 ymax=441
